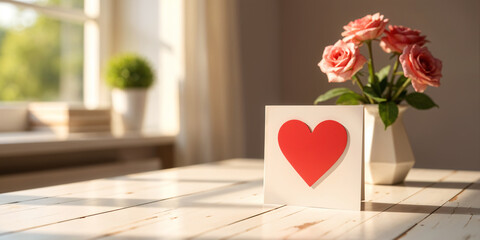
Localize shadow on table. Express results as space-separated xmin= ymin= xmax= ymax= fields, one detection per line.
xmin=363 ymin=202 xmax=480 ymax=215
xmin=0 ymin=180 xmax=265 ymax=209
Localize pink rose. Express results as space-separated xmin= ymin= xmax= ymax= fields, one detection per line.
xmin=318 ymin=40 xmax=367 ymax=82
xmin=380 ymin=25 xmax=427 ymax=53
xmin=342 ymin=13 xmax=389 ymax=44
xmin=400 ymin=44 xmax=442 ymax=92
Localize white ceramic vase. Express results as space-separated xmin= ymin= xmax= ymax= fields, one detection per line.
xmin=111 ymin=88 xmax=147 ymax=133
xmin=364 ymin=105 xmax=415 ymax=185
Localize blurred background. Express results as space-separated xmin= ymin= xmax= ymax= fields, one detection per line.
xmin=0 ymin=0 xmax=478 ymax=191
xmin=237 ymin=0 xmax=480 ymax=170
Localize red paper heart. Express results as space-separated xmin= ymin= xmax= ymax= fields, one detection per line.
xmin=278 ymin=120 xmax=348 ymax=187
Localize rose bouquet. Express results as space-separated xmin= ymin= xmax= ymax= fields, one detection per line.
xmin=315 ymin=13 xmax=442 ymax=129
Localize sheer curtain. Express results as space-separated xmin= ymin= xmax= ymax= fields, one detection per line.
xmin=176 ymin=0 xmax=245 ymax=166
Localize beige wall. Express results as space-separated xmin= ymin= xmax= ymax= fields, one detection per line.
xmin=237 ymin=0 xmax=282 ymax=160
xmin=239 ymin=0 xmax=480 ymax=170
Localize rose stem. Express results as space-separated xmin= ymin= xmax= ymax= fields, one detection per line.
xmin=366 ymin=40 xmax=377 ymax=85
xmin=386 ymin=55 xmax=400 ymax=99
xmin=392 ymin=78 xmax=411 ymax=101
xmin=353 ymin=74 xmax=374 ymax=104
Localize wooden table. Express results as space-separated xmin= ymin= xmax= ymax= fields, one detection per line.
xmin=0 ymin=159 xmax=478 ymax=239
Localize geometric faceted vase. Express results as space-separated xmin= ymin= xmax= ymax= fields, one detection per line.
xmin=364 ymin=105 xmax=415 ymax=185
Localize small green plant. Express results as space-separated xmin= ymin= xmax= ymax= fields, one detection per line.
xmin=105 ymin=54 xmax=154 ymax=89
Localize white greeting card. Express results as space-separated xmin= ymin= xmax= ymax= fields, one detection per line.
xmin=264 ymin=105 xmax=364 ymax=210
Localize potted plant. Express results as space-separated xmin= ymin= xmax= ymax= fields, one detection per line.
xmin=315 ymin=13 xmax=442 ymax=184
xmin=105 ymin=53 xmax=154 ymax=133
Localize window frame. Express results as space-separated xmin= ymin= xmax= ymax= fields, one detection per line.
xmin=0 ymin=0 xmax=111 ymax=108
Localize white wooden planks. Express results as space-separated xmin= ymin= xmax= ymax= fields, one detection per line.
xmin=398 ymin=175 xmax=480 ymax=240
xmin=197 ymin=168 xmax=457 ymax=239
xmin=0 ymin=159 xmax=478 ymax=240
xmin=338 ymin=170 xmax=480 ymax=239
xmin=0 ymin=159 xmax=263 ymax=238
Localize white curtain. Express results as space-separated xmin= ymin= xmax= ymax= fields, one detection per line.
xmin=176 ymin=0 xmax=245 ymax=166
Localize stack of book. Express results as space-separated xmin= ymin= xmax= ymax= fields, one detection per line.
xmin=28 ymin=103 xmax=111 ymax=135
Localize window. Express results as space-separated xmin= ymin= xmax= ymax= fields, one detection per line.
xmin=0 ymin=0 xmax=107 ymax=107
xmin=0 ymin=0 xmax=180 ymax=134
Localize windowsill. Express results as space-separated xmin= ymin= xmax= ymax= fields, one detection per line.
xmin=0 ymin=131 xmax=176 ymax=157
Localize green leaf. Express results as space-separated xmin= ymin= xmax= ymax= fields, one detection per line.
xmin=394 ymin=90 xmax=407 ymax=104
xmin=336 ymin=92 xmax=365 ymax=105
xmin=314 ymin=88 xmax=353 ymax=104
xmin=370 ymin=77 xmax=383 ymax=96
xmin=406 ymin=92 xmax=439 ymax=110
xmin=371 ymin=65 xmax=390 ymax=96
xmin=376 ymin=65 xmax=391 ymax=83
xmin=379 ymin=77 xmax=388 ymax=95
xmin=395 ymin=75 xmax=408 ymax=88
xmin=363 ymin=86 xmax=387 ymax=103
xmin=379 ymin=102 xmax=399 ymax=129
xmin=375 ymin=65 xmax=390 ymax=96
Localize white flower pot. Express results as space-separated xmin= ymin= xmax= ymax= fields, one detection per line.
xmin=111 ymin=88 xmax=147 ymax=133
xmin=364 ymin=105 xmax=415 ymax=185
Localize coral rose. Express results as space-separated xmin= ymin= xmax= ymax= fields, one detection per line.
xmin=342 ymin=13 xmax=389 ymax=44
xmin=380 ymin=25 xmax=427 ymax=53
xmin=318 ymin=40 xmax=367 ymax=82
xmin=400 ymin=44 xmax=442 ymax=92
